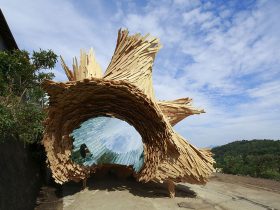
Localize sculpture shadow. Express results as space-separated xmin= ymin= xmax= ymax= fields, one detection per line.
xmin=61 ymin=173 xmax=197 ymax=199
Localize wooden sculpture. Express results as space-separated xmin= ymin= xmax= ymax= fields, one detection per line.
xmin=42 ymin=29 xmax=214 ymax=197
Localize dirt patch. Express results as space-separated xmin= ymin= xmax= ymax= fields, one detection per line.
xmin=211 ymin=173 xmax=280 ymax=193
xmin=36 ymin=173 xmax=280 ymax=210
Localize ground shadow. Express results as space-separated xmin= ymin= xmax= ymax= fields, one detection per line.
xmin=61 ymin=172 xmax=197 ymax=199
xmin=35 ymin=184 xmax=63 ymax=210
xmin=36 ymin=167 xmax=197 ymax=209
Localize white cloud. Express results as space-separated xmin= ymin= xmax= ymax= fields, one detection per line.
xmin=1 ymin=0 xmax=279 ymax=147
xmin=1 ymin=0 xmax=120 ymax=81
xmin=121 ymin=0 xmax=280 ymax=146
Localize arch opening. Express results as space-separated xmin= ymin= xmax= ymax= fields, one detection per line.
xmin=70 ymin=116 xmax=144 ymax=173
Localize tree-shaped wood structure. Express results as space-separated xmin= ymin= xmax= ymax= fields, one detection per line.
xmin=42 ymin=29 xmax=214 ymax=197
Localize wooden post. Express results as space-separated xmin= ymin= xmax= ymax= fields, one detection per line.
xmin=82 ymin=178 xmax=87 ymax=189
xmin=167 ymin=180 xmax=175 ymax=198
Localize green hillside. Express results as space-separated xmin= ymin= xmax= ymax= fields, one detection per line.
xmin=212 ymin=140 xmax=280 ymax=180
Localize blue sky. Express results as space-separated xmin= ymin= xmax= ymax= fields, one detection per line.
xmin=1 ymin=0 xmax=280 ymax=147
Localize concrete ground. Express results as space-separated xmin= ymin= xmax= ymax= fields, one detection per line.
xmin=36 ymin=173 xmax=280 ymax=210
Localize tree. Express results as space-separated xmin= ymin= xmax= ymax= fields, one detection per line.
xmin=0 ymin=49 xmax=57 ymax=144
xmin=212 ymin=140 xmax=280 ymax=180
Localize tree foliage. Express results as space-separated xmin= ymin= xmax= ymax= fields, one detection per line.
xmin=212 ymin=140 xmax=280 ymax=180
xmin=0 ymin=49 xmax=57 ymax=144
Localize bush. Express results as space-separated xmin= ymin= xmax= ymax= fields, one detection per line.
xmin=0 ymin=49 xmax=57 ymax=144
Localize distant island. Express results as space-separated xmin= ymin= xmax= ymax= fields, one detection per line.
xmin=212 ymin=139 xmax=280 ymax=181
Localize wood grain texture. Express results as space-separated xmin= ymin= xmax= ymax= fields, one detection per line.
xmin=42 ymin=29 xmax=214 ymax=187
